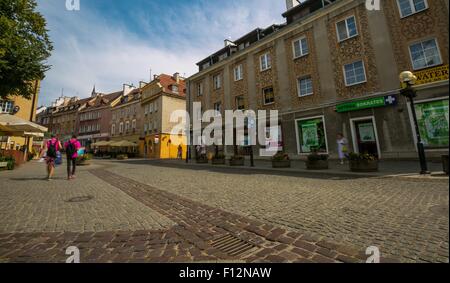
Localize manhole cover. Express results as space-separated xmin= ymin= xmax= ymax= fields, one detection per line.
xmin=66 ymin=196 xmax=94 ymax=203
xmin=429 ymin=205 xmax=449 ymax=216
xmin=210 ymin=234 xmax=258 ymax=257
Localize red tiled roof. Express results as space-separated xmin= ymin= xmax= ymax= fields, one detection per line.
xmin=157 ymin=74 xmax=186 ymax=98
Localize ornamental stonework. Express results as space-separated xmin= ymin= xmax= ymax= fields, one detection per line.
xmin=383 ymin=0 xmax=449 ymax=72
xmin=284 ymin=29 xmax=322 ymax=110
xmin=229 ymin=59 xmax=248 ymax=110
xmin=327 ymin=4 xmax=380 ymax=99
xmin=254 ymin=46 xmax=279 ymax=110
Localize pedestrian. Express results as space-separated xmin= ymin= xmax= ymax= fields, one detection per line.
xmin=177 ymin=145 xmax=183 ymax=160
xmin=41 ymin=135 xmax=62 ymax=181
xmin=337 ymin=133 xmax=349 ymax=165
xmin=64 ymin=135 xmax=81 ymax=180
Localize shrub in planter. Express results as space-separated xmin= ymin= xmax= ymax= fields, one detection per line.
xmin=306 ymin=152 xmax=329 ymax=170
xmin=117 ymin=154 xmax=129 ymax=160
xmin=196 ymin=154 xmax=208 ymax=164
xmin=0 ymin=156 xmax=16 ymax=170
xmin=76 ymin=154 xmax=92 ymax=166
xmin=229 ymin=155 xmax=245 ymax=166
xmin=272 ymin=152 xmax=291 ymax=168
xmin=348 ymin=153 xmax=378 ymax=172
xmin=211 ymin=153 xmax=226 ymax=165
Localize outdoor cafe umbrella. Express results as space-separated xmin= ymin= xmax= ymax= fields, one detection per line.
xmin=0 ymin=114 xmax=47 ymax=135
xmin=109 ymin=140 xmax=137 ymax=147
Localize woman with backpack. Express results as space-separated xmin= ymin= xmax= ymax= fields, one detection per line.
xmin=64 ymin=135 xmax=81 ymax=180
xmin=42 ymin=135 xmax=62 ymax=181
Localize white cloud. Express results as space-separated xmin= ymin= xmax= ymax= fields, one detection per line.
xmin=37 ymin=0 xmax=285 ymax=105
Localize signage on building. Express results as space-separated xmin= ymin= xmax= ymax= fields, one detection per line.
xmin=413 ymin=65 xmax=449 ymax=86
xmin=336 ymin=95 xmax=398 ymax=113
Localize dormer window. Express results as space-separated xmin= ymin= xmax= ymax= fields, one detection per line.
xmin=171 ymin=85 xmax=179 ymax=94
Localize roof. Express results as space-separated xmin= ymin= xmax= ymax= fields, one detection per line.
xmin=115 ymin=88 xmax=142 ymax=107
xmin=154 ymin=74 xmax=186 ymax=98
xmin=53 ymin=97 xmax=93 ymax=115
xmin=84 ymin=91 xmax=122 ymax=109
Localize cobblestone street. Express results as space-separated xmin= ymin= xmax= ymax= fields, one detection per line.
xmin=0 ymin=160 xmax=448 ymax=263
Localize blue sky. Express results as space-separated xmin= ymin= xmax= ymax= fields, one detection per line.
xmin=36 ymin=0 xmax=286 ymax=106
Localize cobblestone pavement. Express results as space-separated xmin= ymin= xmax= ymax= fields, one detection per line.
xmin=106 ymin=160 xmax=449 ymax=263
xmin=0 ymin=160 xmax=448 ymax=263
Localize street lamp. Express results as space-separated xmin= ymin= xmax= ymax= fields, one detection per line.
xmin=399 ymin=71 xmax=430 ymax=175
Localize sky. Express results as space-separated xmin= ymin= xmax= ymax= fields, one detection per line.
xmin=36 ymin=0 xmax=286 ymax=106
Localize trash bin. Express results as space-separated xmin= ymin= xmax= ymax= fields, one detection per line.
xmin=443 ymin=155 xmax=449 ymax=175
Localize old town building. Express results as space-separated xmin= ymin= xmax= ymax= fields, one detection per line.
xmin=110 ymin=85 xmax=144 ymax=152
xmin=140 ymin=73 xmax=187 ymax=159
xmin=77 ymin=88 xmax=123 ymax=147
xmin=187 ymin=0 xmax=449 ymax=160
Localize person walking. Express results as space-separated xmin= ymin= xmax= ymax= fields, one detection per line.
xmin=177 ymin=145 xmax=183 ymax=160
xmin=42 ymin=135 xmax=62 ymax=181
xmin=337 ymin=133 xmax=349 ymax=165
xmin=64 ymin=135 xmax=81 ymax=180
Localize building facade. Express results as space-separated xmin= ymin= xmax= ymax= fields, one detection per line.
xmin=187 ymin=0 xmax=449 ymax=160
xmin=77 ymin=90 xmax=122 ymax=147
xmin=140 ymin=73 xmax=187 ymax=159
xmin=110 ymin=87 xmax=143 ymax=152
xmin=0 ymin=80 xmax=41 ymax=152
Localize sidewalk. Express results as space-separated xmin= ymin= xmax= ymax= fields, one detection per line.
xmin=152 ymin=158 xmax=449 ymax=182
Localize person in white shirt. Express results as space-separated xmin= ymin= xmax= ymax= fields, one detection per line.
xmin=337 ymin=133 xmax=348 ymax=165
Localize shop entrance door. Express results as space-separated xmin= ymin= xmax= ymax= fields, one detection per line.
xmin=351 ymin=117 xmax=380 ymax=158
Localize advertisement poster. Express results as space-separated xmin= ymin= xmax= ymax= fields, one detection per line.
xmin=358 ymin=123 xmax=376 ymax=142
xmin=415 ymin=99 xmax=449 ymax=148
xmin=297 ymin=118 xmax=327 ymax=153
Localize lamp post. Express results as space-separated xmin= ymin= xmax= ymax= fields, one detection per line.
xmin=399 ymin=71 xmax=430 ymax=175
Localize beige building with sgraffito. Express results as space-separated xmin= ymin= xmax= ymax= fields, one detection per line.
xmin=187 ymin=0 xmax=449 ymax=160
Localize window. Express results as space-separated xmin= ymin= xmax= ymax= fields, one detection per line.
xmin=263 ymin=87 xmax=275 ymax=105
xmin=213 ymin=74 xmax=221 ymax=89
xmin=409 ymin=38 xmax=442 ymax=70
xmin=336 ymin=16 xmax=358 ymax=42
xmin=144 ymin=123 xmax=148 ymax=134
xmin=197 ymin=83 xmax=203 ymax=96
xmin=172 ymin=85 xmax=179 ymax=94
xmin=214 ymin=102 xmax=222 ymax=114
xmin=154 ymin=101 xmax=158 ymax=112
xmin=144 ymin=105 xmax=148 ymax=115
xmin=0 ymin=101 xmax=14 ymax=113
xmin=149 ymin=103 xmax=154 ymax=113
xmin=260 ymin=53 xmax=271 ymax=71
xmin=235 ymin=96 xmax=245 ymax=110
xmin=219 ymin=53 xmax=228 ymax=61
xmin=119 ymin=122 xmax=124 ymax=134
xmin=343 ymin=60 xmax=367 ymax=86
xmin=125 ymin=121 xmax=130 ymax=132
xmin=397 ymin=0 xmax=428 ymax=17
xmin=297 ymin=77 xmax=314 ymax=97
xmin=111 ymin=124 xmax=116 ymax=135
xmin=234 ymin=65 xmax=243 ymax=81
xmin=296 ymin=117 xmax=328 ymax=154
xmin=293 ymin=37 xmax=309 ymax=58
xmin=132 ymin=119 xmax=136 ymax=129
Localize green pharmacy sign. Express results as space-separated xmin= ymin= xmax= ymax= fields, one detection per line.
xmin=336 ymin=95 xmax=398 ymax=113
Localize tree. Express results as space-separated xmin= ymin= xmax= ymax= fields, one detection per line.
xmin=0 ymin=0 xmax=53 ymax=100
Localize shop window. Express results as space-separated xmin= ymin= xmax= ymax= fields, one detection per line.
xmin=414 ymin=99 xmax=449 ymax=148
xmin=296 ymin=117 xmax=328 ymax=154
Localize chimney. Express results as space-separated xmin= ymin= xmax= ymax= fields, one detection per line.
xmin=224 ymin=39 xmax=235 ymax=47
xmin=139 ymin=81 xmax=148 ymax=88
xmin=123 ymin=83 xmax=136 ymax=96
xmin=173 ymin=72 xmax=180 ymax=83
xmin=286 ymin=0 xmax=300 ymax=10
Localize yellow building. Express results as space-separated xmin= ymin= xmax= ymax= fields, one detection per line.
xmin=0 ymin=81 xmax=40 ymax=152
xmin=140 ymin=73 xmax=187 ymax=159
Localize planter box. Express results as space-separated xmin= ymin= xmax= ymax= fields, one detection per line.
xmin=0 ymin=162 xmax=8 ymax=168
xmin=211 ymin=158 xmax=226 ymax=165
xmin=443 ymin=155 xmax=449 ymax=175
xmin=196 ymin=159 xmax=208 ymax=164
xmin=306 ymin=160 xmax=329 ymax=170
xmin=349 ymin=160 xmax=379 ymax=172
xmin=272 ymin=160 xmax=291 ymax=168
xmin=229 ymin=159 xmax=245 ymax=166
xmin=117 ymin=155 xmax=128 ymax=160
xmin=76 ymin=160 xmax=91 ymax=166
